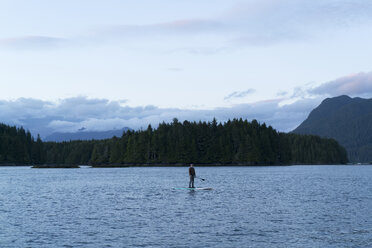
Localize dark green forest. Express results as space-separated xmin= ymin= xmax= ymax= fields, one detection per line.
xmin=0 ymin=123 xmax=43 ymax=164
xmin=0 ymin=119 xmax=348 ymax=166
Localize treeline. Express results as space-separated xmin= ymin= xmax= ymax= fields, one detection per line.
xmin=0 ymin=119 xmax=348 ymax=166
xmin=0 ymin=123 xmax=43 ymax=164
xmin=43 ymin=118 xmax=348 ymax=165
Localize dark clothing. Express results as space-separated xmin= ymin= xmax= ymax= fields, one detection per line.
xmin=189 ymin=167 xmax=196 ymax=176
xmin=189 ymin=175 xmax=195 ymax=188
xmin=189 ymin=167 xmax=196 ymax=188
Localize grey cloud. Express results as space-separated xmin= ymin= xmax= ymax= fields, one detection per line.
xmin=0 ymin=35 xmax=69 ymax=50
xmin=224 ymin=89 xmax=256 ymax=101
xmin=276 ymin=91 xmax=288 ymax=97
xmin=4 ymin=1 xmax=371 ymax=51
xmin=101 ymin=1 xmax=372 ymax=46
xmin=228 ymin=0 xmax=372 ymax=46
xmin=102 ymin=19 xmax=222 ymax=38
xmin=161 ymin=19 xmax=222 ymax=33
xmin=0 ymin=95 xmax=322 ymax=139
xmin=168 ymin=68 xmax=183 ymax=72
xmin=0 ymin=19 xmax=222 ymax=51
xmin=93 ymin=0 xmax=372 ymax=50
xmin=231 ymin=28 xmax=305 ymax=47
xmin=168 ymin=47 xmax=228 ymax=55
xmin=309 ymin=72 xmax=372 ymax=97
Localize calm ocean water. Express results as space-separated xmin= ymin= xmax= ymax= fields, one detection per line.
xmin=0 ymin=165 xmax=371 ymax=248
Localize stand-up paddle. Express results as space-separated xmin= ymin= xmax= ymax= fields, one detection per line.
xmin=172 ymin=164 xmax=213 ymax=190
xmin=196 ymin=176 xmax=206 ymax=181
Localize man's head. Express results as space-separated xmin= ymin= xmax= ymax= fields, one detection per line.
xmin=190 ymin=164 xmax=193 ymax=167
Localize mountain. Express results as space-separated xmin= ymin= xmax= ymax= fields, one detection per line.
xmin=44 ymin=128 xmax=132 ymax=142
xmin=292 ymin=95 xmax=372 ymax=162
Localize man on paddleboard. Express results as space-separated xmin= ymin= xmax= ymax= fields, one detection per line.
xmin=189 ymin=164 xmax=196 ymax=188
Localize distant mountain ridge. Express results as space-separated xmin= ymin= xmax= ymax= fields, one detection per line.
xmin=292 ymin=95 xmax=372 ymax=162
xmin=44 ymin=128 xmax=132 ymax=142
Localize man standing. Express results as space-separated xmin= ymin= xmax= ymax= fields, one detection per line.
xmin=189 ymin=164 xmax=196 ymax=188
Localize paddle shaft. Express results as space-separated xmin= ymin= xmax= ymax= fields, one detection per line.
xmin=195 ymin=176 xmax=205 ymax=181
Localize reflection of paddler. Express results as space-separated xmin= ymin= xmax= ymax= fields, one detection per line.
xmin=189 ymin=164 xmax=196 ymax=188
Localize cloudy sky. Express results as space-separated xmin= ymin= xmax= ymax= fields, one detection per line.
xmin=1 ymin=0 xmax=372 ymax=138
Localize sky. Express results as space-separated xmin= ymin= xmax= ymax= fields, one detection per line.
xmin=1 ymin=0 xmax=372 ymax=138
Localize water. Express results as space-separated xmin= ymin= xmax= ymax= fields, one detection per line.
xmin=0 ymin=165 xmax=372 ymax=248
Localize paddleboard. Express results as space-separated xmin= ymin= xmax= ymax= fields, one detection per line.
xmin=173 ymin=187 xmax=213 ymax=190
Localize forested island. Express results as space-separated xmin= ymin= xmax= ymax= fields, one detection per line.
xmin=0 ymin=119 xmax=348 ymax=166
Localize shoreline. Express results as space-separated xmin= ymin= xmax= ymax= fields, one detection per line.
xmin=0 ymin=163 xmax=360 ymax=168
xmin=32 ymin=164 xmax=80 ymax=168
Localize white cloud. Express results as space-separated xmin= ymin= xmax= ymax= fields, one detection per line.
xmin=0 ymin=95 xmax=321 ymax=138
xmin=3 ymin=70 xmax=372 ymax=138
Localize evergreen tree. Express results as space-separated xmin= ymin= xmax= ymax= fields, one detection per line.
xmin=0 ymin=120 xmax=348 ymax=166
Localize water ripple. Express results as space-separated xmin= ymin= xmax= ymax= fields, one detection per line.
xmin=0 ymin=166 xmax=372 ymax=247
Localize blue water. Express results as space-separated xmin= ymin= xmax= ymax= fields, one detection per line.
xmin=0 ymin=165 xmax=372 ymax=247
